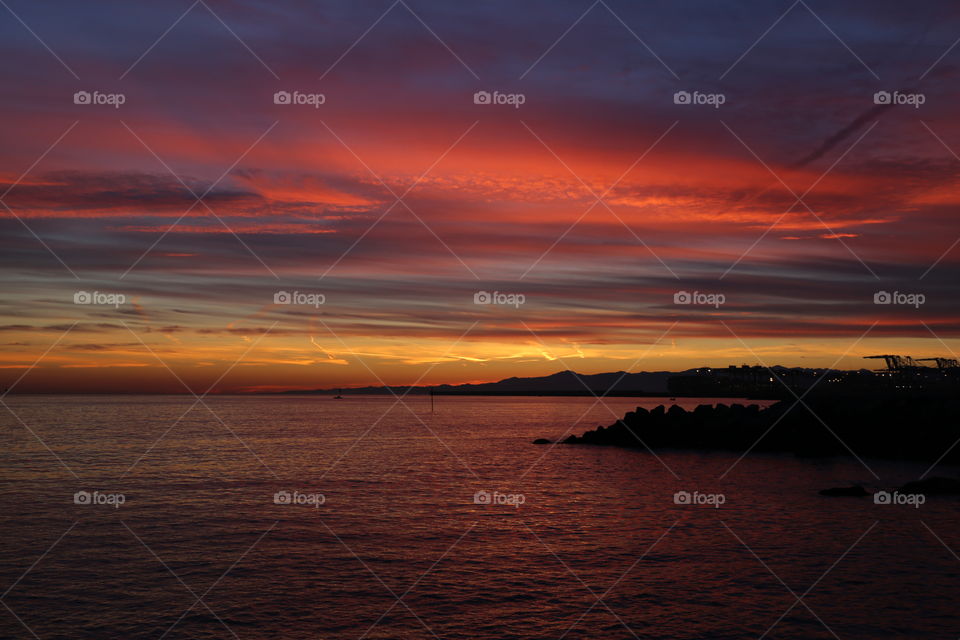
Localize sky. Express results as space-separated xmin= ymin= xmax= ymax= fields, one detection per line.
xmin=2 ymin=0 xmax=960 ymax=393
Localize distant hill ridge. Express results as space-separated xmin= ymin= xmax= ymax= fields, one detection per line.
xmin=279 ymin=366 xmax=829 ymax=396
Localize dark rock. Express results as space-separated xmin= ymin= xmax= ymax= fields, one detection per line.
xmin=532 ymin=438 xmax=551 ymax=445
xmin=900 ymin=477 xmax=960 ymax=495
xmin=819 ymin=485 xmax=869 ymax=497
xmin=693 ymin=404 xmax=713 ymax=416
xmin=540 ymin=396 xmax=960 ymax=465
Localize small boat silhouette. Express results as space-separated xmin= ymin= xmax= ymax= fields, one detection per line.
xmin=334 ymin=388 xmax=343 ymax=399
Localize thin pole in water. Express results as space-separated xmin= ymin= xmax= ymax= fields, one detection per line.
xmin=430 ymin=386 xmax=434 ymax=413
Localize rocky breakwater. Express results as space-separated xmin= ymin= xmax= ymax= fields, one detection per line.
xmin=553 ymin=397 xmax=960 ymax=463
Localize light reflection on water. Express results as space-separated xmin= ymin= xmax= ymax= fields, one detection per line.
xmin=1 ymin=395 xmax=957 ymax=639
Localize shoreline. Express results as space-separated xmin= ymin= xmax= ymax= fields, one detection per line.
xmin=549 ymin=396 xmax=960 ymax=466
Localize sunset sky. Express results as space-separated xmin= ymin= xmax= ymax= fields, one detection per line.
xmin=3 ymin=0 xmax=960 ymax=392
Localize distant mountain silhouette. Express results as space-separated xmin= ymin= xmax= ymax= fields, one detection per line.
xmin=281 ymin=369 xmax=683 ymax=396
xmin=279 ymin=366 xmax=838 ymax=397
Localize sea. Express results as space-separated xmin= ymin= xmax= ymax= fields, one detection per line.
xmin=1 ymin=395 xmax=957 ymax=639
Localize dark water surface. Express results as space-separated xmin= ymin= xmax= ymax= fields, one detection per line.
xmin=1 ymin=395 xmax=957 ymax=639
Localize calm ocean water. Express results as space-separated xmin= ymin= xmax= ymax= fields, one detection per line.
xmin=1 ymin=395 xmax=957 ymax=639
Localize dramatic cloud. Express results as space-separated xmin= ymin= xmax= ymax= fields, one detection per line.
xmin=1 ymin=0 xmax=959 ymax=391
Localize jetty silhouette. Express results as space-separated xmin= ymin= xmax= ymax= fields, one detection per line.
xmin=551 ymin=355 xmax=960 ymax=465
